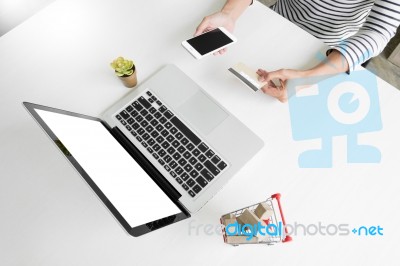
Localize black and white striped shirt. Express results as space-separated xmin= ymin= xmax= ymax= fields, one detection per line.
xmin=272 ymin=0 xmax=400 ymax=71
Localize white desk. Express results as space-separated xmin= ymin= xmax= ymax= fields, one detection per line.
xmin=1 ymin=0 xmax=399 ymax=265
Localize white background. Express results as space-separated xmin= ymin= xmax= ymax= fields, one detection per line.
xmin=0 ymin=0 xmax=399 ymax=265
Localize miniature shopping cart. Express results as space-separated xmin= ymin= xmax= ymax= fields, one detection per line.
xmin=220 ymin=193 xmax=292 ymax=246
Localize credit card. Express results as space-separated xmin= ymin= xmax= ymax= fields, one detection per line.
xmin=228 ymin=62 xmax=266 ymax=92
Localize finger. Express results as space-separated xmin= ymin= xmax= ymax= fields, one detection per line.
xmin=194 ymin=18 xmax=209 ymax=36
xmin=265 ymin=69 xmax=286 ymax=82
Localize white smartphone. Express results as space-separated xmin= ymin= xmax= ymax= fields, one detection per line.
xmin=182 ymin=27 xmax=237 ymax=59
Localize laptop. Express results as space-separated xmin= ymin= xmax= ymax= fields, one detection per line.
xmin=23 ymin=64 xmax=264 ymax=236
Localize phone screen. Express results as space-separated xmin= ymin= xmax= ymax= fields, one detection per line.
xmin=187 ymin=28 xmax=234 ymax=55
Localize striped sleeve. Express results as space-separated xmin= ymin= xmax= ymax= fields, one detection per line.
xmin=331 ymin=0 xmax=400 ymax=72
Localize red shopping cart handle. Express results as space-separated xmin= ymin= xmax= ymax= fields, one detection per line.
xmin=271 ymin=193 xmax=293 ymax=243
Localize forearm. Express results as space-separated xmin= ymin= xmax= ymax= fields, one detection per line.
xmin=305 ymin=50 xmax=349 ymax=77
xmin=221 ymin=0 xmax=252 ymax=21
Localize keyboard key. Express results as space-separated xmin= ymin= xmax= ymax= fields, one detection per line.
xmin=159 ymin=117 xmax=167 ymax=124
xmin=181 ymin=173 xmax=190 ymax=181
xmin=136 ymin=136 xmax=142 ymax=142
xmin=151 ymin=131 xmax=159 ymax=138
xmin=192 ymin=149 xmax=201 ymax=157
xmin=205 ymin=150 xmax=215 ymax=159
xmin=170 ymin=117 xmax=201 ymax=145
xmin=156 ymin=124 xmax=164 ymax=131
xmin=146 ymin=125 xmax=154 ymax=133
xmin=178 ymin=158 xmax=187 ymax=166
xmin=164 ymin=165 xmax=171 ymax=172
xmin=175 ymin=166 xmax=184 ymax=175
xmin=164 ymin=111 xmax=174 ymax=119
xmin=184 ymin=164 xmax=193 ymax=172
xmin=162 ymin=141 xmax=170 ymax=149
xmin=186 ymin=143 xmax=195 ymax=151
xmin=164 ymin=155 xmax=172 ymax=163
xmin=217 ymin=161 xmax=227 ymax=170
xmin=195 ymin=163 xmax=203 ymax=171
xmin=201 ymin=169 xmax=214 ymax=182
xmin=140 ymin=121 xmax=149 ymax=128
xmin=172 ymin=140 xmax=180 ymax=148
xmin=188 ymin=190 xmax=196 ymax=197
xmin=132 ymin=122 xmax=140 ymax=130
xmin=138 ymin=96 xmax=152 ymax=109
xmin=153 ymin=144 xmax=161 ymax=152
xmin=154 ymin=112 xmax=162 ymax=119
xmin=190 ymin=170 xmax=199 ymax=178
xmin=156 ymin=100 xmax=162 ymax=106
xmin=131 ymin=131 xmax=137 ymax=137
xmin=142 ymin=133 xmax=150 ymax=141
xmin=140 ymin=109 xmax=148 ymax=117
xmin=192 ymin=184 xmax=202 ymax=193
xmin=116 ymin=114 xmax=122 ymax=120
xmin=159 ymin=105 xmax=167 ymax=113
xmin=148 ymin=98 xmax=154 ymax=103
xmin=204 ymin=160 xmax=220 ymax=176
xmin=166 ymin=135 xmax=174 ymax=142
xmin=173 ymin=152 xmax=181 ymax=160
xmin=211 ymin=155 xmax=221 ymax=164
xmin=158 ymin=149 xmax=166 ymax=157
xmin=151 ymin=96 xmax=157 ymax=102
xmin=137 ymin=128 xmax=145 ymax=135
xmin=176 ymin=177 xmax=183 ymax=184
xmin=198 ymin=154 xmax=207 ymax=163
xmin=156 ymin=136 xmax=164 ymax=143
xmin=126 ymin=105 xmax=133 ymax=112
xmin=177 ymin=146 xmax=185 ymax=153
xmin=130 ymin=110 xmax=139 ymax=117
xmin=169 ymin=161 xmax=177 ymax=169
xmin=181 ymin=138 xmax=189 ymax=146
xmin=125 ymin=125 xmax=132 ymax=131
xmin=195 ymin=176 xmax=208 ymax=188
xmin=147 ymin=147 xmax=153 ymax=153
xmin=161 ymin=129 xmax=169 ymax=137
xmin=183 ymin=151 xmax=191 ymax=159
xmin=127 ymin=117 xmax=135 ymax=125
xmin=158 ymin=159 xmax=165 ymax=165
xmin=189 ymin=157 xmax=197 ymax=165
xmin=150 ymin=120 xmax=159 ymax=127
xmin=175 ymin=132 xmax=183 ymax=140
xmin=121 ymin=120 xmax=127 ymax=125
xmin=152 ymin=153 xmax=159 ymax=160
xmin=170 ymin=127 xmax=178 ymax=135
xmin=149 ymin=107 xmax=157 ymax=114
xmin=120 ymin=110 xmax=130 ymax=119
xmin=182 ymin=183 xmax=189 ymax=191
xmin=132 ymin=101 xmax=143 ymax=111
xmin=141 ymin=142 xmax=148 ymax=148
xmin=135 ymin=115 xmax=144 ymax=123
xmin=165 ymin=122 xmax=172 ymax=129
xmin=167 ymin=147 xmax=175 ymax=155
xmin=145 ymin=114 xmax=153 ymax=121
xmin=187 ymin=179 xmax=196 ymax=187
xmin=198 ymin=143 xmax=208 ymax=153
xmin=147 ymin=139 xmax=156 ymax=146
xmin=146 ymin=91 xmax=152 ymax=96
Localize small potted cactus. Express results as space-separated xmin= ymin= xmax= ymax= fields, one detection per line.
xmin=110 ymin=56 xmax=137 ymax=88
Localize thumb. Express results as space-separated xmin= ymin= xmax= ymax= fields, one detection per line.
xmin=194 ymin=18 xmax=209 ymax=36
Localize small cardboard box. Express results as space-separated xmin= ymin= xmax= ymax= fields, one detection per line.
xmin=225 ymin=235 xmax=259 ymax=244
xmin=237 ymin=209 xmax=261 ymax=226
xmin=254 ymin=202 xmax=273 ymax=220
xmin=221 ymin=213 xmax=235 ymax=223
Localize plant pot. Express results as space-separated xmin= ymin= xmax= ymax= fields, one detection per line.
xmin=118 ymin=68 xmax=137 ymax=88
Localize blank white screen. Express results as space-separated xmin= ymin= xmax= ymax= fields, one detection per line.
xmin=36 ymin=109 xmax=181 ymax=228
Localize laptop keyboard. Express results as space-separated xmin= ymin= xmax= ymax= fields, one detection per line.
xmin=115 ymin=89 xmax=228 ymax=198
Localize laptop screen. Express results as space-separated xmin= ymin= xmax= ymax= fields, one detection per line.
xmin=34 ymin=108 xmax=181 ymax=228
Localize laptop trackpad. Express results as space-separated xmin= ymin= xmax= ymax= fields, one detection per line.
xmin=178 ymin=91 xmax=228 ymax=135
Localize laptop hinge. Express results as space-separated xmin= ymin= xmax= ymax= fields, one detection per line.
xmin=110 ymin=126 xmax=183 ymax=203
